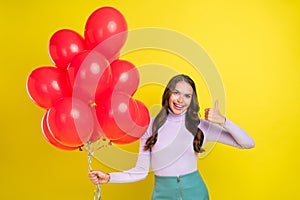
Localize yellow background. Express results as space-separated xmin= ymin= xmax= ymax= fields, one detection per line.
xmin=1 ymin=0 xmax=299 ymax=199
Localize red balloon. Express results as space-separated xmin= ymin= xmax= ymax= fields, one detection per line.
xmin=95 ymin=92 xmax=138 ymax=140
xmin=41 ymin=111 xmax=78 ymax=150
xmin=112 ymin=100 xmax=150 ymax=144
xmin=109 ymin=59 xmax=140 ymax=96
xmin=49 ymin=29 xmax=86 ymax=69
xmin=110 ymin=134 xmax=138 ymax=144
xmin=47 ymin=97 xmax=94 ymax=147
xmin=130 ymin=100 xmax=150 ymax=135
xmin=26 ymin=66 xmax=71 ymax=109
xmin=84 ymin=7 xmax=128 ymax=60
xmin=66 ymin=50 xmax=111 ymax=103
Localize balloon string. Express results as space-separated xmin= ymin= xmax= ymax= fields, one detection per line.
xmin=87 ymin=140 xmax=101 ymax=200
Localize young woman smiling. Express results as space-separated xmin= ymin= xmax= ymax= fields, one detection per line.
xmin=89 ymin=74 xmax=255 ymax=200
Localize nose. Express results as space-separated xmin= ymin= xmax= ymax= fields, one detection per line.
xmin=177 ymin=95 xmax=183 ymax=103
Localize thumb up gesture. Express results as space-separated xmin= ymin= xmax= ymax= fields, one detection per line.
xmin=204 ymin=100 xmax=226 ymax=124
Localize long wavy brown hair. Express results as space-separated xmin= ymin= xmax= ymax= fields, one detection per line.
xmin=144 ymin=74 xmax=204 ymax=153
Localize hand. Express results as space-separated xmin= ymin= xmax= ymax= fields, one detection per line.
xmin=88 ymin=170 xmax=110 ymax=185
xmin=204 ymin=100 xmax=226 ymax=124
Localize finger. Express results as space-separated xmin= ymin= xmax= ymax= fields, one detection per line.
xmin=91 ymin=180 xmax=98 ymax=185
xmin=89 ymin=171 xmax=97 ymax=175
xmin=90 ymin=178 xmax=98 ymax=183
xmin=88 ymin=172 xmax=97 ymax=178
xmin=204 ymin=108 xmax=210 ymax=113
xmin=214 ymin=100 xmax=219 ymax=109
xmin=88 ymin=174 xmax=95 ymax=178
xmin=90 ymin=175 xmax=98 ymax=180
xmin=205 ymin=112 xmax=213 ymax=120
xmin=92 ymin=180 xmax=99 ymax=185
xmin=204 ymin=113 xmax=209 ymax=120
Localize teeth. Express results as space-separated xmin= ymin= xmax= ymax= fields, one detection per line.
xmin=174 ymin=103 xmax=183 ymax=108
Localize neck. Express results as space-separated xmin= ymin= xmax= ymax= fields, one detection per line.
xmin=167 ymin=109 xmax=187 ymax=121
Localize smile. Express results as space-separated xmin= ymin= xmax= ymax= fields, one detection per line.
xmin=173 ymin=103 xmax=184 ymax=109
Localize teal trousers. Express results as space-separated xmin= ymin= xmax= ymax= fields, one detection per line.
xmin=152 ymin=171 xmax=209 ymax=200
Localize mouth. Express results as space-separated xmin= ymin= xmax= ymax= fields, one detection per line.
xmin=173 ymin=103 xmax=184 ymax=110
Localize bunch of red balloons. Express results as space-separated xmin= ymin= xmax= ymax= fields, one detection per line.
xmin=26 ymin=7 xmax=150 ymax=151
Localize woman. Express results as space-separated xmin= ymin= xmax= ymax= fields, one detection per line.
xmin=89 ymin=74 xmax=255 ymax=200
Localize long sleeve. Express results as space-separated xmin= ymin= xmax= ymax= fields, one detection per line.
xmin=109 ymin=128 xmax=151 ymax=183
xmin=200 ymin=118 xmax=255 ymax=149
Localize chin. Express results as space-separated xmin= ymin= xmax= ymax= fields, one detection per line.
xmin=170 ymin=108 xmax=186 ymax=115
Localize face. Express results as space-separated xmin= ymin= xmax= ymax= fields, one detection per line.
xmin=168 ymin=81 xmax=193 ymax=115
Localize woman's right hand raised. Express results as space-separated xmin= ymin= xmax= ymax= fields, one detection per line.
xmin=88 ymin=170 xmax=110 ymax=184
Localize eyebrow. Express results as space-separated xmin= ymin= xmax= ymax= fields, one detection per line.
xmin=173 ymin=89 xmax=193 ymax=96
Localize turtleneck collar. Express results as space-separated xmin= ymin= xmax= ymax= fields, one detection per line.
xmin=167 ymin=109 xmax=187 ymax=122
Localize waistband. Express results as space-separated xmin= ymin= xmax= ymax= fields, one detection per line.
xmin=154 ymin=170 xmax=199 ymax=180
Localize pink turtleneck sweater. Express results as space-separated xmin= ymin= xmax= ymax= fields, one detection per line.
xmin=109 ymin=111 xmax=255 ymax=183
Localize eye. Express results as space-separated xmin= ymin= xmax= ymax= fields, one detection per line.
xmin=173 ymin=91 xmax=179 ymax=95
xmin=185 ymin=94 xmax=191 ymax=99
